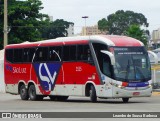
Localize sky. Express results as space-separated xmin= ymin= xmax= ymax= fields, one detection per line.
xmin=40 ymin=0 xmax=160 ymax=34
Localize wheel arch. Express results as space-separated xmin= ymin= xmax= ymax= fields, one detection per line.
xmin=18 ymin=80 xmax=26 ymax=94
xmin=27 ymin=80 xmax=36 ymax=88
xmin=85 ymin=81 xmax=97 ymax=97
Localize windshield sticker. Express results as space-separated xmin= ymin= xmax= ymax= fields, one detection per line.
xmin=117 ymin=52 xmax=143 ymax=55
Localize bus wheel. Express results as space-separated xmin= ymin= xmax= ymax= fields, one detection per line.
xmin=28 ymin=85 xmax=37 ymax=101
xmin=122 ymin=98 xmax=129 ymax=103
xmin=20 ymin=85 xmax=29 ymax=100
xmin=90 ymin=85 xmax=97 ymax=102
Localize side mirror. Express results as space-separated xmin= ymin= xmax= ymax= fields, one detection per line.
xmin=100 ymin=50 xmax=115 ymax=65
xmin=148 ymin=51 xmax=158 ymax=64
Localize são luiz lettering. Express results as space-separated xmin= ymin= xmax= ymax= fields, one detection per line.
xmin=13 ymin=67 xmax=27 ymax=74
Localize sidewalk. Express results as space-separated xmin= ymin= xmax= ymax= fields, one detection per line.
xmin=152 ymin=89 xmax=160 ymax=96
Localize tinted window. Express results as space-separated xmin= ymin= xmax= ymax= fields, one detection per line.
xmin=77 ymin=45 xmax=92 ymax=61
xmin=49 ymin=46 xmax=62 ymax=61
xmin=34 ymin=47 xmax=48 ymax=62
xmin=92 ymin=43 xmax=112 ymax=77
xmin=23 ymin=48 xmax=29 ymax=62
xmin=63 ymin=45 xmax=76 ymax=61
xmin=13 ymin=49 xmax=23 ymax=63
xmin=28 ymin=48 xmax=35 ymax=62
xmin=6 ymin=49 xmax=13 ymax=63
xmin=70 ymin=46 xmax=76 ymax=61
xmin=63 ymin=46 xmax=70 ymax=61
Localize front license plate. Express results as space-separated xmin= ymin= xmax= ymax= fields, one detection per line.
xmin=133 ymin=92 xmax=140 ymax=96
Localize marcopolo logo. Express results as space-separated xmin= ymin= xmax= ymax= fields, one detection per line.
xmin=33 ymin=63 xmax=61 ymax=92
xmin=6 ymin=65 xmax=13 ymax=72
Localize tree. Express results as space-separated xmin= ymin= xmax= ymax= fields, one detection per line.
xmin=0 ymin=0 xmax=74 ymax=50
xmin=124 ymin=24 xmax=148 ymax=45
xmin=98 ymin=10 xmax=149 ymax=35
xmin=0 ymin=0 xmax=49 ymax=49
xmin=98 ymin=18 xmax=108 ymax=34
xmin=41 ymin=19 xmax=74 ymax=39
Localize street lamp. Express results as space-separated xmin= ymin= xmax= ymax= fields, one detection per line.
xmin=82 ymin=16 xmax=88 ymax=35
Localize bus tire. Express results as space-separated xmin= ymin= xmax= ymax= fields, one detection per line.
xmin=122 ymin=98 xmax=129 ymax=103
xmin=90 ymin=85 xmax=97 ymax=102
xmin=28 ymin=85 xmax=37 ymax=101
xmin=19 ymin=85 xmax=29 ymax=100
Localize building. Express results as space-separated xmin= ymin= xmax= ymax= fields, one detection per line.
xmin=66 ymin=23 xmax=74 ymax=37
xmin=49 ymin=16 xmax=53 ymax=22
xmin=151 ymin=28 xmax=160 ymax=49
xmin=152 ymin=29 xmax=160 ymax=41
xmin=81 ymin=25 xmax=102 ymax=36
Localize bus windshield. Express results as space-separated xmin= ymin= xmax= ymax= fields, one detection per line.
xmin=111 ymin=47 xmax=151 ymax=82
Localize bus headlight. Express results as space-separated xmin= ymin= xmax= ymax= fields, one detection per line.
xmin=148 ymin=84 xmax=152 ymax=88
xmin=110 ymin=82 xmax=125 ymax=89
xmin=117 ymin=85 xmax=125 ymax=89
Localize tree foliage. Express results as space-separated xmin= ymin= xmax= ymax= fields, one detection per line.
xmin=0 ymin=0 xmax=48 ymax=47
xmin=0 ymin=0 xmax=73 ymax=49
xmin=98 ymin=10 xmax=149 ymax=35
xmin=97 ymin=18 xmax=108 ymax=33
xmin=41 ymin=19 xmax=74 ymax=39
xmin=124 ymin=24 xmax=148 ymax=45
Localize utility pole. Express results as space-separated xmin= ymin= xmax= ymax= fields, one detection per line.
xmin=3 ymin=0 xmax=8 ymax=48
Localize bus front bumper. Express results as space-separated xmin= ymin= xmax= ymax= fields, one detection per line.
xmin=112 ymin=86 xmax=152 ymax=98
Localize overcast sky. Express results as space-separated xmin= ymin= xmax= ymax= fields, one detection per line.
xmin=40 ymin=0 xmax=160 ymax=34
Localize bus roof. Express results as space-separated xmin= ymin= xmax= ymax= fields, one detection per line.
xmin=5 ymin=35 xmax=143 ymax=49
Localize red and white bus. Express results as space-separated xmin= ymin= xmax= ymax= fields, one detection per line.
xmin=4 ymin=35 xmax=152 ymax=103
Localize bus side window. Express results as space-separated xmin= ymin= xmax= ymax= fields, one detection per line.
xmin=84 ymin=45 xmax=93 ymax=62
xmin=63 ymin=45 xmax=76 ymax=61
xmin=13 ymin=49 xmax=23 ymax=63
xmin=77 ymin=45 xmax=93 ymax=63
xmin=6 ymin=49 xmax=13 ymax=63
xmin=63 ymin=46 xmax=70 ymax=61
xmin=77 ymin=45 xmax=84 ymax=60
xmin=102 ymin=54 xmax=112 ymax=78
xmin=29 ymin=48 xmax=35 ymax=62
xmin=92 ymin=43 xmax=112 ymax=78
xmin=23 ymin=48 xmax=29 ymax=62
xmin=70 ymin=46 xmax=76 ymax=61
xmin=34 ymin=47 xmax=48 ymax=62
xmin=49 ymin=46 xmax=62 ymax=62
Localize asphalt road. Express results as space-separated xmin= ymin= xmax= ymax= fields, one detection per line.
xmin=0 ymin=93 xmax=160 ymax=112
xmin=0 ymin=93 xmax=160 ymax=121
